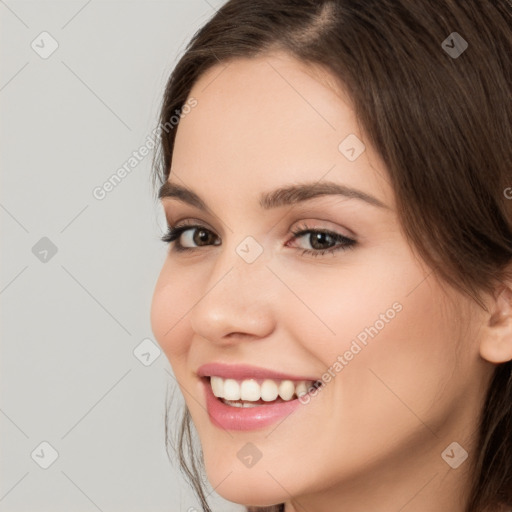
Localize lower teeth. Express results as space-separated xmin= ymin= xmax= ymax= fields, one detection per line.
xmin=222 ymin=399 xmax=260 ymax=408
xmin=220 ymin=398 xmax=284 ymax=408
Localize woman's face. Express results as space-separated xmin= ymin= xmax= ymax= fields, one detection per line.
xmin=151 ymin=51 xmax=493 ymax=509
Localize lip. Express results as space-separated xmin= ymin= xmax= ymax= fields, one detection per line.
xmin=201 ymin=377 xmax=312 ymax=431
xmin=196 ymin=362 xmax=319 ymax=382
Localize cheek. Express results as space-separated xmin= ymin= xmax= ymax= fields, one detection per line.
xmin=279 ymin=254 xmax=463 ymax=429
xmin=331 ymin=276 xmax=463 ymax=442
xmin=150 ymin=262 xmax=194 ymax=361
xmin=268 ymin=250 xmax=413 ymax=362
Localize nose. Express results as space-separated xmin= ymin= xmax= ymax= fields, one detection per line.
xmin=189 ymin=247 xmax=276 ymax=345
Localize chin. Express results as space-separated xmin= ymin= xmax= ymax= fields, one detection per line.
xmin=203 ymin=457 xmax=289 ymax=507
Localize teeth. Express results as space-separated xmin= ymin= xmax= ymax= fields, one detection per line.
xmin=224 ymin=379 xmax=240 ymax=400
xmin=261 ymin=379 xmax=278 ymax=401
xmin=278 ymin=380 xmax=295 ymax=400
xmin=222 ymin=399 xmax=260 ymax=408
xmin=211 ymin=376 xmax=224 ymax=398
xmin=209 ymin=376 xmax=316 ymax=402
xmin=295 ymin=382 xmax=308 ymax=398
xmin=240 ymin=379 xmax=261 ymax=401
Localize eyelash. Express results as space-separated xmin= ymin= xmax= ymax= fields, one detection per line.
xmin=160 ymin=220 xmax=356 ymax=257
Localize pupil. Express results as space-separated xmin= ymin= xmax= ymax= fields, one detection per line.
xmin=312 ymin=232 xmax=332 ymax=249
xmin=195 ymin=229 xmax=209 ymax=245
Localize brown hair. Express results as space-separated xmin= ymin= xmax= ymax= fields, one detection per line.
xmin=152 ymin=1 xmax=512 ymax=510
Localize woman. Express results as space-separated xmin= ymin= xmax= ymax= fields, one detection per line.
xmin=150 ymin=1 xmax=512 ymax=510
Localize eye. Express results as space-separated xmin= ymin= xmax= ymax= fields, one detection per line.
xmin=160 ymin=221 xmax=220 ymax=252
xmin=160 ymin=220 xmax=357 ymax=257
xmin=288 ymin=222 xmax=356 ymax=257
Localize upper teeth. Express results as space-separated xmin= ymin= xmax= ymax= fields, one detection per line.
xmin=210 ymin=376 xmax=316 ymax=402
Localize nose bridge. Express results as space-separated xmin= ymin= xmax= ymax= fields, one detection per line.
xmin=210 ymin=232 xmax=270 ymax=297
xmin=189 ymin=234 xmax=275 ymax=341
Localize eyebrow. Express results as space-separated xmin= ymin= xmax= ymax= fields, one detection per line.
xmin=158 ymin=180 xmax=388 ymax=212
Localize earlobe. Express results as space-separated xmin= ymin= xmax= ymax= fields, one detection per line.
xmin=479 ymin=285 xmax=512 ymax=364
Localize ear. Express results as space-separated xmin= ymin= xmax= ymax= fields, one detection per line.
xmin=479 ymin=283 xmax=512 ymax=364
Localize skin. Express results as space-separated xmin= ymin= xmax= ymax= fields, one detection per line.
xmin=150 ymin=50 xmax=512 ymax=512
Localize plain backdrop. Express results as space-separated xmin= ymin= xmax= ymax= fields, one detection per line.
xmin=0 ymin=1 xmax=244 ymax=510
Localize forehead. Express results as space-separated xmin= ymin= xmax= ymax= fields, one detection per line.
xmin=170 ymin=51 xmax=392 ymax=209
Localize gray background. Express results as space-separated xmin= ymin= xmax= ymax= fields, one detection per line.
xmin=0 ymin=1 xmax=244 ymax=510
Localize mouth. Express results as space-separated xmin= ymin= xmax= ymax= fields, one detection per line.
xmin=196 ymin=363 xmax=323 ymax=430
xmin=200 ymin=375 xmax=322 ymax=431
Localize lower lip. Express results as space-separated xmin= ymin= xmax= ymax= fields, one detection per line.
xmin=202 ymin=378 xmax=309 ymax=431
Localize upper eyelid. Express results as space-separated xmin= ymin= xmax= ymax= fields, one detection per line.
xmin=167 ymin=211 xmax=353 ymax=230
xmin=162 ymin=203 xmax=359 ymax=236
xmin=167 ymin=217 xmax=217 ymax=233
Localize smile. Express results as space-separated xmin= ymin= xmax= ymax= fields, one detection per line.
xmin=210 ymin=376 xmax=318 ymax=406
xmin=196 ymin=363 xmax=322 ymax=430
xmin=201 ymin=376 xmax=322 ymax=431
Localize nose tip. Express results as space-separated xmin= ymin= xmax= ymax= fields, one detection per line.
xmin=189 ymin=258 xmax=276 ymax=345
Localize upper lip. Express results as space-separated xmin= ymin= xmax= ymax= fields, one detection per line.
xmin=196 ymin=362 xmax=319 ymax=382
